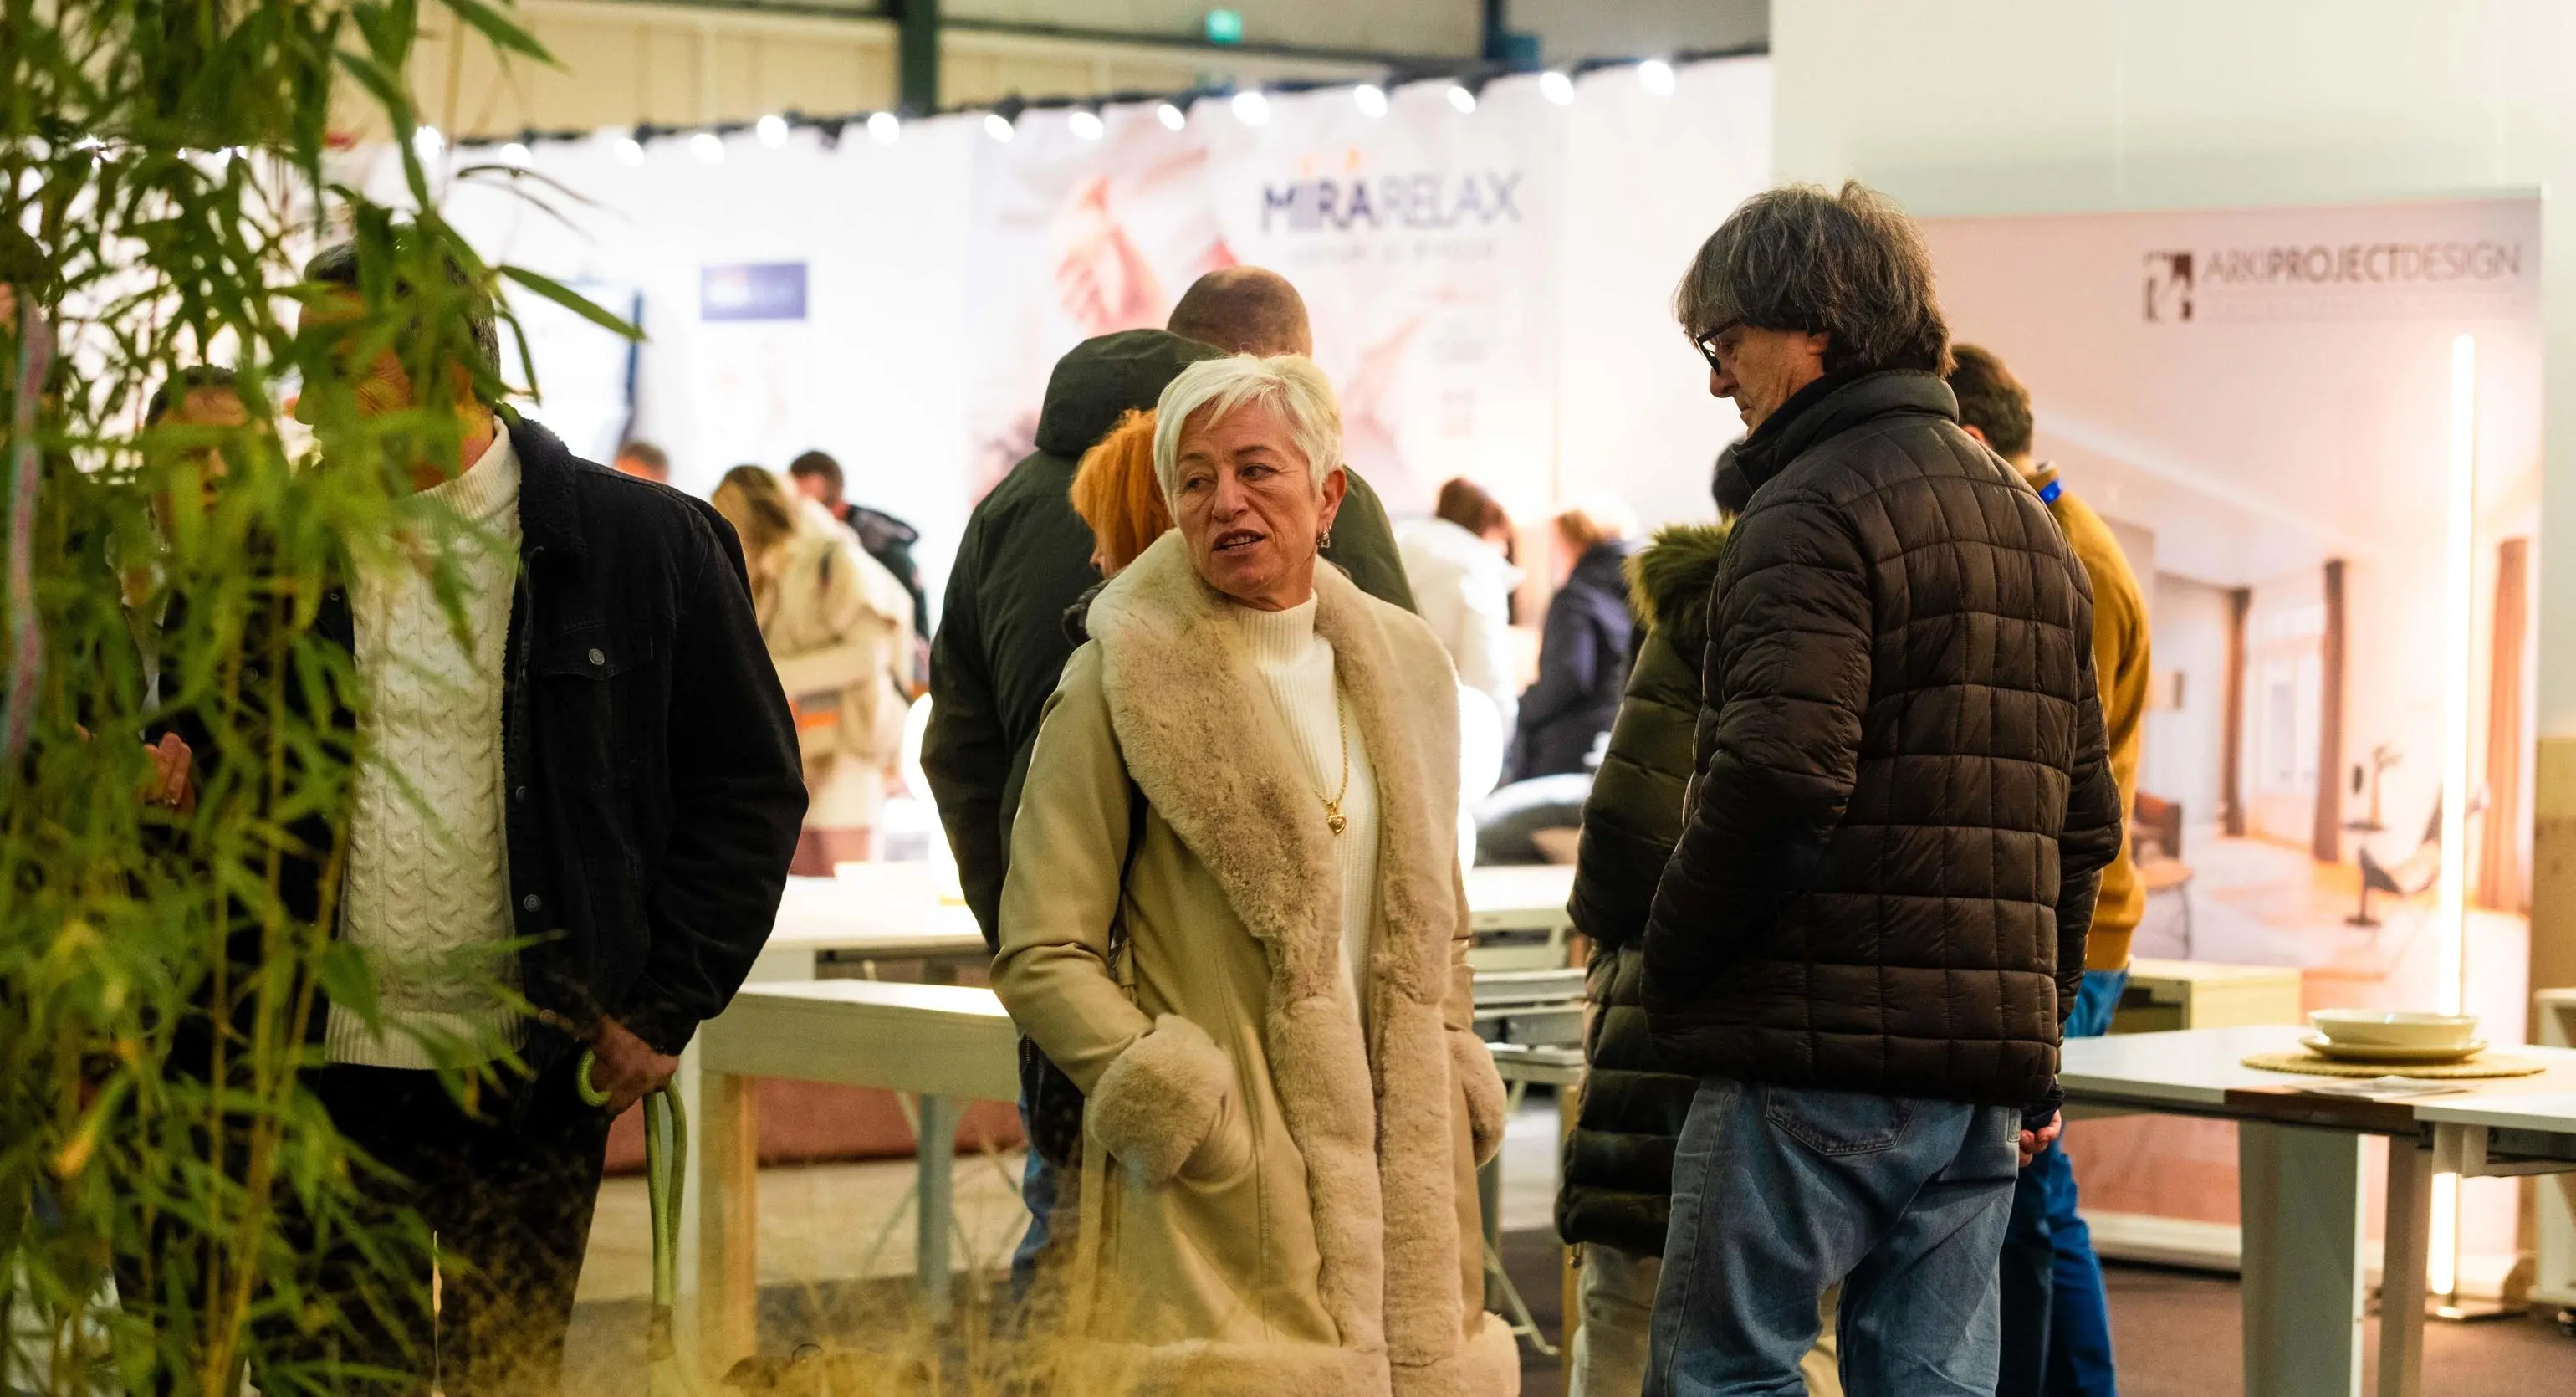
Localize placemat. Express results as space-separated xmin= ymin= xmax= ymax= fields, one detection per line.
xmin=2240 ymin=1050 xmax=2548 ymax=1080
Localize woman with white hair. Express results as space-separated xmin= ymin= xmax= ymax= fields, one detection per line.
xmin=993 ymin=355 xmax=1517 ymax=1397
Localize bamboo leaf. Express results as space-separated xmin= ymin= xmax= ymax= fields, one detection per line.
xmin=498 ymin=264 xmax=642 ymax=341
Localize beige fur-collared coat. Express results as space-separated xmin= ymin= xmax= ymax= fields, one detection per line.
xmin=993 ymin=530 xmax=1517 ymax=1397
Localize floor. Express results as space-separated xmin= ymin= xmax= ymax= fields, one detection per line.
xmin=565 ymin=1094 xmax=2576 ymax=1394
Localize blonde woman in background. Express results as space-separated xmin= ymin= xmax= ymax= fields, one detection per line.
xmin=712 ymin=465 xmax=917 ymax=872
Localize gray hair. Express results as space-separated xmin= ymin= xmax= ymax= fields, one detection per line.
xmin=304 ymin=237 xmax=503 ymax=405
xmin=1674 ymin=181 xmax=1951 ymax=377
xmin=1152 ymin=354 xmax=1342 ymax=504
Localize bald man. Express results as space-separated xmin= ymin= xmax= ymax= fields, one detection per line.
xmin=1164 ymin=268 xmax=1416 ymax=610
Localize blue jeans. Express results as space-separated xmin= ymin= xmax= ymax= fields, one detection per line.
xmin=1998 ymin=968 xmax=2128 ymax=1397
xmin=1011 ymin=1099 xmax=1058 ymax=1300
xmin=1645 ymin=1077 xmax=2021 ymax=1397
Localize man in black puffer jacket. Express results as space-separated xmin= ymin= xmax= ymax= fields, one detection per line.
xmin=1638 ymin=183 xmax=2122 ymax=1397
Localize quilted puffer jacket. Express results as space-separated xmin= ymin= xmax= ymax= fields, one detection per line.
xmin=1558 ymin=523 xmax=1729 ymax=1258
xmin=1640 ymin=370 xmax=2123 ymax=1118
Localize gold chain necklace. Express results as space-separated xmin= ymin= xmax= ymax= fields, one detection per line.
xmin=1321 ymin=695 xmax=1352 ymax=837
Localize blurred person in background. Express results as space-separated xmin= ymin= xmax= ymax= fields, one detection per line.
xmin=1950 ymin=344 xmax=2149 ymax=1397
xmin=611 ymin=438 xmax=668 ymax=484
xmin=789 ymin=448 xmax=932 ymax=656
xmin=992 ymin=354 xmax=1514 ymax=1395
xmin=713 ymin=465 xmax=917 ymax=875
xmin=1398 ymin=477 xmax=1521 ymax=737
xmin=1641 ymin=183 xmax=2119 ymax=1396
xmin=256 ymin=239 xmax=803 ymax=1392
xmin=928 ymin=276 xmax=1420 ymax=1291
xmin=1506 ymin=496 xmax=1636 ymax=784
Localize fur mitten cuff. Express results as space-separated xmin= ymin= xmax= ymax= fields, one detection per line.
xmin=1449 ymin=1028 xmax=1507 ymax=1166
xmin=1087 ymin=1013 xmax=1233 ymax=1186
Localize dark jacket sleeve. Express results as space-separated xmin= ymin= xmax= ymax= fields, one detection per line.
xmin=1323 ymin=468 xmax=1417 ymax=613
xmin=2053 ymin=605 xmax=2124 ymax=1020
xmin=923 ymin=518 xmax=1010 ymax=946
xmin=1641 ymin=495 xmax=1873 ymax=1015
xmin=618 ymin=515 xmax=807 ymax=1056
xmin=1567 ymin=627 xmax=1701 ymax=951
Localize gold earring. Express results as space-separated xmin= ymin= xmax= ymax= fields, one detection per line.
xmin=1319 ymin=527 xmax=1334 ymax=550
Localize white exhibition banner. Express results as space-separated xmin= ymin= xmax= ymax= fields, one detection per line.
xmin=379 ymin=55 xmax=1771 ymax=603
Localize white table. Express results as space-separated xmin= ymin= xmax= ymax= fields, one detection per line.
xmin=2062 ymin=1025 xmax=2576 ymax=1397
xmin=693 ymin=980 xmax=1020 ymax=1370
xmin=755 ymin=872 xmax=988 ymax=980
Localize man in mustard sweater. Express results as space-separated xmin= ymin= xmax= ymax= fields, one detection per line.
xmin=1950 ymin=345 xmax=2149 ymax=1397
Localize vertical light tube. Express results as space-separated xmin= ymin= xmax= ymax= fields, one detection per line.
xmin=2429 ymin=330 xmax=2478 ymax=1300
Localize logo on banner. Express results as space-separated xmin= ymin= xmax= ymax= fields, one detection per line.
xmin=2143 ymin=252 xmax=2195 ymax=323
xmin=701 ymin=263 xmax=808 ymax=321
xmin=2140 ymin=238 xmax=2527 ymax=323
xmin=1260 ymin=170 xmax=1524 ymax=233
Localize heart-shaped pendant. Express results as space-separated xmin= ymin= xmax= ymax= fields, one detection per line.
xmin=1327 ymin=810 xmax=1347 ymax=836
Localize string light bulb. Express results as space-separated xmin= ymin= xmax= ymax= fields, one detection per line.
xmin=1231 ymin=89 xmax=1270 ymax=125
xmin=868 ymin=111 xmax=900 ymax=145
xmin=613 ymin=133 xmax=644 ymax=166
xmin=690 ymin=131 xmax=724 ymax=163
xmin=1157 ymin=101 xmax=1187 ymax=131
xmin=1070 ymin=109 xmax=1105 ymax=141
xmin=1446 ymin=84 xmax=1477 ymax=115
xmin=1354 ymin=84 xmax=1388 ymax=118
xmin=1639 ymin=59 xmax=1676 ymax=95
xmin=498 ymin=141 xmax=532 ymax=166
xmin=756 ymin=114 xmax=789 ymax=148
xmin=984 ymin=112 xmax=1015 ymax=142
xmin=1538 ymin=70 xmax=1575 ymax=105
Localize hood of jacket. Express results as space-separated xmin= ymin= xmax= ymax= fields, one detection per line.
xmin=1032 ymin=328 xmax=1226 ymax=460
xmin=1732 ymin=367 xmax=1957 ymax=494
xmin=1624 ymin=522 xmax=1731 ymax=663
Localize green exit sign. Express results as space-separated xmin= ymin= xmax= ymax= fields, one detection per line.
xmin=1204 ymin=8 xmax=1244 ymax=44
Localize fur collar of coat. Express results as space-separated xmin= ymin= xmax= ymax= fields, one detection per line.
xmin=1082 ymin=530 xmax=1515 ymax=1397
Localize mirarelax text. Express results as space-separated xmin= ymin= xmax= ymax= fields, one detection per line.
xmin=1260 ymin=171 xmax=1524 ymax=233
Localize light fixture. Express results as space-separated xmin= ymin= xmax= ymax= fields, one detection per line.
xmin=1070 ymin=109 xmax=1105 ymax=141
xmin=690 ymin=131 xmax=724 ymax=163
xmin=868 ymin=111 xmax=901 ymax=145
xmin=411 ymin=125 xmax=445 ymax=159
xmin=498 ymin=141 xmax=532 ymax=166
xmin=1353 ymin=84 xmax=1388 ymax=118
xmin=1638 ymin=58 xmax=1675 ymax=96
xmin=756 ymin=114 xmax=790 ymax=148
xmin=1231 ymin=89 xmax=1270 ymax=125
xmin=613 ymin=132 xmax=644 ymax=166
xmin=1157 ymin=101 xmax=1188 ymax=131
xmin=1446 ymin=83 xmax=1477 ymax=115
xmin=1538 ymin=69 xmax=1574 ymax=105
xmin=2427 ymin=330 xmax=2480 ymax=1303
xmin=984 ymin=112 xmax=1015 ymax=142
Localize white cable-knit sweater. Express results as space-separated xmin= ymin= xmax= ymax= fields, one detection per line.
xmin=325 ymin=426 xmax=524 ymax=1068
xmin=1230 ymin=597 xmax=1381 ymax=1015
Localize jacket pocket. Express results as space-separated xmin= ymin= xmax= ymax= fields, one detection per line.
xmin=1762 ymin=1086 xmax=1910 ymax=1157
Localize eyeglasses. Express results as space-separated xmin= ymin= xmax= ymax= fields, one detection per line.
xmin=1693 ymin=320 xmax=1741 ymax=371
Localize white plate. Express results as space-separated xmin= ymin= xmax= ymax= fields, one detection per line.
xmin=2299 ymin=1033 xmax=2487 ymax=1065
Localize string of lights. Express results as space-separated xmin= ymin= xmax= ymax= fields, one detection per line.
xmin=440 ymin=46 xmax=1754 ymax=162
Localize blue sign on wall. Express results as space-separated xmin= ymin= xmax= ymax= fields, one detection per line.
xmin=701 ymin=262 xmax=808 ymax=321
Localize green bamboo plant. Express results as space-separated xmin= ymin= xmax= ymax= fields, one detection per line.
xmin=0 ymin=3 xmax=627 ymax=1392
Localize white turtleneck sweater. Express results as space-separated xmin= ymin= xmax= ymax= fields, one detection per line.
xmin=325 ymin=424 xmax=524 ymax=1068
xmin=1230 ymin=597 xmax=1381 ymax=1016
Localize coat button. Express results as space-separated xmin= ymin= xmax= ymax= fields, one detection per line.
xmin=513 ymin=785 xmax=529 ymax=803
xmin=587 ymin=647 xmax=606 ymax=666
xmin=522 ymin=894 xmax=542 ymax=913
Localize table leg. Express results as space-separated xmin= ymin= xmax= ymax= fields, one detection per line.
xmin=1478 ymin=1151 xmax=1504 ymax=1311
xmin=698 ymin=1071 xmax=760 ymax=1377
xmin=917 ymin=1093 xmax=958 ymax=1324
xmin=2377 ymin=1133 xmax=2436 ymax=1397
xmin=1560 ymin=1080 xmax=1582 ymax=1386
xmin=2239 ymin=1122 xmax=2366 ymax=1397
